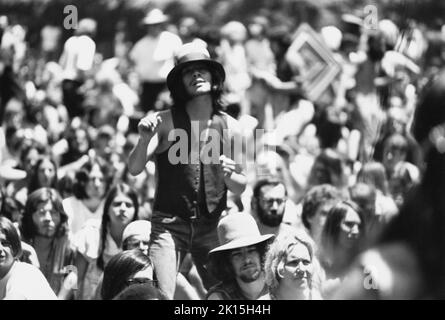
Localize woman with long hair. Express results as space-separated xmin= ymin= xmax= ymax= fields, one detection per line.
xmin=74 ymin=183 xmax=139 ymax=300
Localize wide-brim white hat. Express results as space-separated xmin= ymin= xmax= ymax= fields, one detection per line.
xmin=142 ymin=8 xmax=169 ymax=25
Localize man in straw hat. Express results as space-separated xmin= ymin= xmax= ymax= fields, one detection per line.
xmin=128 ymin=42 xmax=247 ymax=299
xmin=206 ymin=213 xmax=274 ymax=300
xmin=129 ymin=8 xmax=182 ymax=113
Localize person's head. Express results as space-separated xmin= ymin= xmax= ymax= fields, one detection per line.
xmin=388 ymin=162 xmax=419 ymax=208
xmin=208 ymin=213 xmax=274 ymax=284
xmin=220 ymin=21 xmax=247 ymax=44
xmin=113 ymin=283 xmax=168 ymax=300
xmin=1 ymin=196 xmax=25 ymax=228
xmin=166 ymin=42 xmax=225 ymax=109
xmin=265 ymin=230 xmax=319 ymax=299
xmin=251 ymin=179 xmax=287 ymax=227
xmin=97 ymin=183 xmax=139 ymax=270
xmin=22 ymin=188 xmax=68 ymax=240
xmin=122 ymin=220 xmax=151 ymax=256
xmin=101 ymin=249 xmax=155 ymax=300
xmin=72 ymin=157 xmax=111 ymax=200
xmin=382 ymin=133 xmax=409 ymax=174
xmin=307 ymin=149 xmax=347 ymax=189
xmin=19 ymin=142 xmax=47 ymax=172
xmin=301 ymin=184 xmax=343 ymax=241
xmin=0 ymin=216 xmax=22 ymax=278
xmin=349 ymin=183 xmax=377 ymax=224
xmin=247 ymin=16 xmax=269 ymax=39
xmin=357 ymin=161 xmax=389 ymax=195
xmin=27 ymin=156 xmax=58 ymax=194
xmin=178 ymin=17 xmax=199 ymax=41
xmin=65 ymin=123 xmax=90 ymax=154
xmin=321 ymin=201 xmax=365 ymax=259
xmin=75 ymin=18 xmax=97 ymax=37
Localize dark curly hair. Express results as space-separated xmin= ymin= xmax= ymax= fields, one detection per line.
xmin=27 ymin=156 xmax=59 ymax=195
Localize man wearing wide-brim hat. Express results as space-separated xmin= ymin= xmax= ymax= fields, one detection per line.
xmin=128 ymin=42 xmax=247 ymax=299
xmin=206 ymin=213 xmax=274 ymax=300
xmin=129 ymin=8 xmax=182 ymax=113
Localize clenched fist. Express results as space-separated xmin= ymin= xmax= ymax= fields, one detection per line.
xmin=138 ymin=113 xmax=162 ymax=139
xmin=219 ymin=155 xmax=241 ymax=177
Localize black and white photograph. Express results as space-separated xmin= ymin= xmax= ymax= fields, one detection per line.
xmin=1 ymin=0 xmax=445 ymax=307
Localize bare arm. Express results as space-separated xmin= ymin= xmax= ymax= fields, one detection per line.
xmin=127 ymin=112 xmax=163 ymax=175
xmin=221 ymin=115 xmax=247 ymax=195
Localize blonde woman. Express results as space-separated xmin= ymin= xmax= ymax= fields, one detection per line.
xmin=263 ymin=230 xmax=323 ymax=300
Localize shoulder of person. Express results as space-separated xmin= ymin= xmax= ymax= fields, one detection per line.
xmin=160 ymin=31 xmax=182 ymax=44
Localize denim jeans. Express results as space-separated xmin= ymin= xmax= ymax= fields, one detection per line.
xmin=149 ymin=211 xmax=220 ymax=299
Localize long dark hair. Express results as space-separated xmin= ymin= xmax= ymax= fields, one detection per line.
xmin=21 ymin=188 xmax=68 ymax=241
xmin=101 ymin=249 xmax=153 ymax=300
xmin=27 ymin=156 xmax=59 ymax=195
xmin=207 ymin=241 xmax=270 ymax=283
xmin=96 ymin=183 xmax=139 ymax=270
xmin=72 ymin=156 xmax=112 ymax=200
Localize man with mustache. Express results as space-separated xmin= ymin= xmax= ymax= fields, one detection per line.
xmin=250 ymin=178 xmax=296 ymax=236
xmin=206 ymin=213 xmax=274 ymax=300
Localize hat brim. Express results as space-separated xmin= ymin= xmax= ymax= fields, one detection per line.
xmin=142 ymin=18 xmax=168 ymax=25
xmin=209 ymin=234 xmax=274 ymax=255
xmin=167 ymin=59 xmax=226 ymax=93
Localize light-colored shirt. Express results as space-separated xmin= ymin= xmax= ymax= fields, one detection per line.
xmin=60 ymin=35 xmax=96 ymax=80
xmin=0 ymin=261 xmax=57 ymax=300
xmin=63 ymin=196 xmax=104 ymax=236
xmin=129 ymin=31 xmax=182 ymax=82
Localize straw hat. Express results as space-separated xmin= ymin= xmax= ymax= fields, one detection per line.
xmin=142 ymin=8 xmax=169 ymax=25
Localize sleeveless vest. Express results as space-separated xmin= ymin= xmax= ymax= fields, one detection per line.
xmin=153 ymin=107 xmax=228 ymax=221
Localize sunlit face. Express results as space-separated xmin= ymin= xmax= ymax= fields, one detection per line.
xmin=338 ymin=208 xmax=362 ymax=249
xmin=0 ymin=231 xmax=15 ymax=278
xmin=108 ymin=192 xmax=136 ymax=229
xmin=32 ymin=200 xmax=61 ymax=238
xmin=230 ymin=245 xmax=262 ymax=283
xmin=181 ymin=63 xmax=212 ymax=97
xmin=281 ymin=243 xmax=313 ymax=291
xmin=257 ymin=184 xmax=286 ymax=227
xmin=37 ymin=159 xmax=56 ymax=188
xmin=86 ymin=165 xmax=106 ymax=199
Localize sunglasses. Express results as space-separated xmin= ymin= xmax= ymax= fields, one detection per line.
xmin=126 ymin=278 xmax=158 ymax=288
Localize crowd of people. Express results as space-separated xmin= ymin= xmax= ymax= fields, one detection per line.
xmin=1 ymin=5 xmax=445 ymax=300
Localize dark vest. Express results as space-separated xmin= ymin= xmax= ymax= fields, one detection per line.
xmin=153 ymin=107 xmax=228 ymax=221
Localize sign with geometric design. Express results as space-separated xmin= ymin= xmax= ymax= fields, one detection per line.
xmin=285 ymin=23 xmax=341 ymax=103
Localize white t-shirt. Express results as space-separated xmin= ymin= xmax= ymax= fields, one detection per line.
xmin=60 ymin=35 xmax=96 ymax=80
xmin=0 ymin=261 xmax=57 ymax=300
xmin=129 ymin=31 xmax=182 ymax=82
xmin=63 ymin=196 xmax=104 ymax=236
